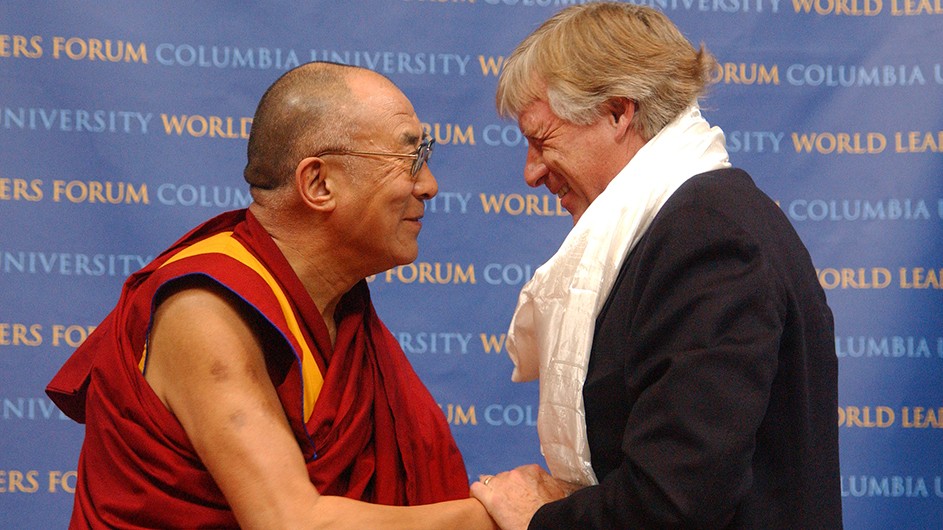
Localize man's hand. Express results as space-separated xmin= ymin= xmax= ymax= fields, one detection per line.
xmin=470 ymin=464 xmax=580 ymax=530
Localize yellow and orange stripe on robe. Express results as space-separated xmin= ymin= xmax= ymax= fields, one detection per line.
xmin=46 ymin=209 xmax=469 ymax=529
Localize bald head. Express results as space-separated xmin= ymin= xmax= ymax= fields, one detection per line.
xmin=245 ymin=62 xmax=387 ymax=190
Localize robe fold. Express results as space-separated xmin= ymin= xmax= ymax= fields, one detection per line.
xmin=46 ymin=209 xmax=469 ymax=529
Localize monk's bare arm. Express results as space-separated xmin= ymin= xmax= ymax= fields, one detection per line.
xmin=145 ymin=284 xmax=495 ymax=530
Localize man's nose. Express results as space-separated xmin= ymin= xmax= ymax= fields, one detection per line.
xmin=523 ymin=146 xmax=547 ymax=188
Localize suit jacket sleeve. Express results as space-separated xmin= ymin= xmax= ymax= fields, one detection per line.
xmin=530 ymin=192 xmax=787 ymax=529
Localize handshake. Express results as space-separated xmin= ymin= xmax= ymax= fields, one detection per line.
xmin=471 ymin=465 xmax=583 ymax=530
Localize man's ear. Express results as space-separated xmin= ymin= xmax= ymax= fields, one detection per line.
xmin=607 ymin=97 xmax=636 ymax=139
xmin=295 ymin=156 xmax=336 ymax=213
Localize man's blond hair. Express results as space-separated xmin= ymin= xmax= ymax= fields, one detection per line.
xmin=496 ymin=2 xmax=716 ymax=140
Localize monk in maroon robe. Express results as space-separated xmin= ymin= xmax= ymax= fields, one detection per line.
xmin=47 ymin=62 xmax=497 ymax=530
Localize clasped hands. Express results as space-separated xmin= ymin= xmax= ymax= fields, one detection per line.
xmin=470 ymin=464 xmax=581 ymax=530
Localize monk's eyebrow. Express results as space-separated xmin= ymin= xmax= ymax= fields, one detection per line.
xmin=400 ymin=130 xmax=422 ymax=148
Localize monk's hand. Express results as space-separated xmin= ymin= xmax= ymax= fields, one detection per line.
xmin=470 ymin=464 xmax=579 ymax=530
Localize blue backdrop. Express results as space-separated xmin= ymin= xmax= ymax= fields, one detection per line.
xmin=1 ymin=1 xmax=941 ymax=528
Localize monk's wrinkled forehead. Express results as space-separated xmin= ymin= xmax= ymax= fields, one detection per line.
xmin=347 ymin=70 xmax=423 ymax=149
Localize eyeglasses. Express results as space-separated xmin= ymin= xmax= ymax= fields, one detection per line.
xmin=314 ymin=136 xmax=435 ymax=177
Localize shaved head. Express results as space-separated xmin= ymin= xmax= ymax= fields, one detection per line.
xmin=244 ymin=62 xmax=359 ymax=190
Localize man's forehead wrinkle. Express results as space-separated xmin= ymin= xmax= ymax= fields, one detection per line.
xmin=519 ymin=115 xmax=543 ymax=140
xmin=518 ymin=105 xmax=541 ymax=135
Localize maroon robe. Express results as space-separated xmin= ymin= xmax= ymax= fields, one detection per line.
xmin=47 ymin=209 xmax=469 ymax=529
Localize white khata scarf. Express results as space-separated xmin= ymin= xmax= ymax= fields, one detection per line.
xmin=505 ymin=104 xmax=731 ymax=485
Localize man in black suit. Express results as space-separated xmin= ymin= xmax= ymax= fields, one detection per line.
xmin=470 ymin=3 xmax=842 ymax=529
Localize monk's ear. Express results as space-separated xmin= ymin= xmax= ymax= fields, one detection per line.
xmin=294 ymin=156 xmax=336 ymax=213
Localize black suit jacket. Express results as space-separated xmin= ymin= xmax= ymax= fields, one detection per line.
xmin=530 ymin=169 xmax=842 ymax=529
